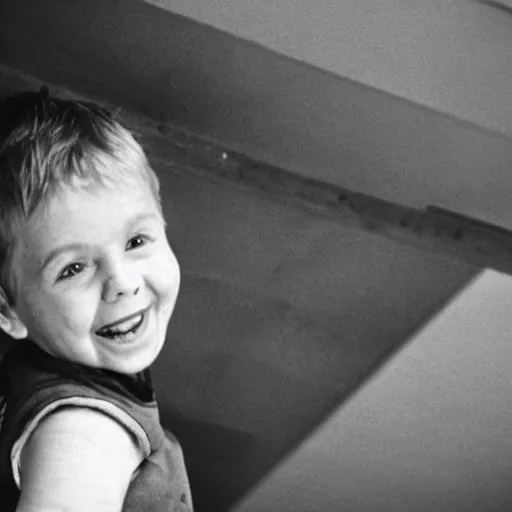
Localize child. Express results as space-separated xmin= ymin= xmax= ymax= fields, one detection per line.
xmin=0 ymin=88 xmax=193 ymax=511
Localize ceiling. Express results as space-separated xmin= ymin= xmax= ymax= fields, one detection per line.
xmin=142 ymin=0 xmax=512 ymax=231
xmin=148 ymin=0 xmax=512 ymax=138
xmin=1 ymin=1 xmax=511 ymax=511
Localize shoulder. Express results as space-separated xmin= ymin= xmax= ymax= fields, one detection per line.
xmin=4 ymin=344 xmax=155 ymax=466
xmin=16 ymin=407 xmax=143 ymax=512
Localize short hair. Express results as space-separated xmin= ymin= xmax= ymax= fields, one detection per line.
xmin=0 ymin=88 xmax=161 ymax=305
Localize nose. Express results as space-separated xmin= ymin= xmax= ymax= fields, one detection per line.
xmin=102 ymin=258 xmax=142 ymax=303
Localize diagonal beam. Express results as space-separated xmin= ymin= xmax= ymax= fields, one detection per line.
xmin=1 ymin=64 xmax=511 ymax=275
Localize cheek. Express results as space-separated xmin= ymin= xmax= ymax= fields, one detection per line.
xmin=20 ymin=288 xmax=96 ymax=337
xmin=54 ymin=298 xmax=95 ymax=333
xmin=15 ymin=284 xmax=52 ymax=331
xmin=151 ymin=249 xmax=180 ymax=301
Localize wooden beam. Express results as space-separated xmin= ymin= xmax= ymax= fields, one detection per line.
xmin=1 ymin=65 xmax=510 ymax=274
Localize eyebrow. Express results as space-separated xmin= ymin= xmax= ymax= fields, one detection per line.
xmin=131 ymin=211 xmax=167 ymax=229
xmin=129 ymin=213 xmax=162 ymax=226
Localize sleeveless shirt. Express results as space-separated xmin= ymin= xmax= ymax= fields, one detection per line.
xmin=0 ymin=341 xmax=193 ymax=511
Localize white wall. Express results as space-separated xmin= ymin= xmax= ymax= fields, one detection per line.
xmin=147 ymin=0 xmax=512 ymax=138
xmin=233 ymin=269 xmax=512 ymax=511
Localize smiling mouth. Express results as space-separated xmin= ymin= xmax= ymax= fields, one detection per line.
xmin=96 ymin=312 xmax=145 ymax=339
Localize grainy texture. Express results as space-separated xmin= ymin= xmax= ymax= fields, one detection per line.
xmin=0 ymin=66 xmax=507 ymax=276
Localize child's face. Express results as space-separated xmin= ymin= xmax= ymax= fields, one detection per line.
xmin=8 ymin=174 xmax=180 ymax=374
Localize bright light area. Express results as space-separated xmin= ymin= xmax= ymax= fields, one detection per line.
xmin=234 ymin=269 xmax=512 ymax=512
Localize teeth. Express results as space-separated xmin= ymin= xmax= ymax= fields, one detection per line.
xmin=97 ymin=314 xmax=143 ymax=336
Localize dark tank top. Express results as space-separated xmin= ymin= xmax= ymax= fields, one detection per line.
xmin=0 ymin=341 xmax=193 ymax=511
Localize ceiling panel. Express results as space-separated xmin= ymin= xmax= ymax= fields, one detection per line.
xmin=145 ymin=0 xmax=512 ymax=138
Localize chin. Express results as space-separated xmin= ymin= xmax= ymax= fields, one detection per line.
xmin=115 ymin=344 xmax=163 ymax=375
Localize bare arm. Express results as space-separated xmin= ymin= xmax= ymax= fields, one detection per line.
xmin=16 ymin=407 xmax=143 ymax=512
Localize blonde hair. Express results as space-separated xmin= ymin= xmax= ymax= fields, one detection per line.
xmin=0 ymin=88 xmax=161 ymax=305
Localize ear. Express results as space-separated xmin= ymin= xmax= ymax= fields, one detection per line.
xmin=0 ymin=287 xmax=28 ymax=340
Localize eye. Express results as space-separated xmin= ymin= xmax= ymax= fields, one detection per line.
xmin=126 ymin=234 xmax=151 ymax=250
xmin=58 ymin=262 xmax=85 ymax=280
